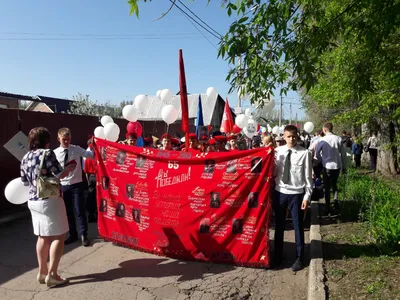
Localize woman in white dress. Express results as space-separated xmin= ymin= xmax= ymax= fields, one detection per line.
xmin=20 ymin=127 xmax=76 ymax=287
xmin=367 ymin=131 xmax=379 ymax=171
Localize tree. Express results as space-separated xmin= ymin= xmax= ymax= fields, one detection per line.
xmin=128 ymin=0 xmax=400 ymax=174
xmin=69 ymin=93 xmax=124 ymax=119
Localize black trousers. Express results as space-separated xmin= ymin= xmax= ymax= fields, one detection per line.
xmin=62 ymin=182 xmax=88 ymax=237
xmin=312 ymin=159 xmax=323 ymax=179
xmin=86 ymin=174 xmax=97 ymax=216
xmin=369 ymin=149 xmax=378 ymax=171
xmin=323 ymin=168 xmax=340 ymax=209
xmin=273 ymin=191 xmax=305 ymax=261
xmin=354 ymin=154 xmax=361 ymax=168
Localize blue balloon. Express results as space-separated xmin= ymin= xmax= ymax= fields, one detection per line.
xmin=136 ymin=136 xmax=144 ymax=147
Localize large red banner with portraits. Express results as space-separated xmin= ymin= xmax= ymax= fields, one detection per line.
xmin=94 ymin=139 xmax=274 ymax=267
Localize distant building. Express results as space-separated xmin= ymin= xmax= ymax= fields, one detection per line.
xmin=0 ymin=91 xmax=73 ymax=113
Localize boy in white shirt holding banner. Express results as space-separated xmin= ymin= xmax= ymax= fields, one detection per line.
xmin=54 ymin=128 xmax=94 ymax=247
xmin=273 ymin=125 xmax=313 ymax=272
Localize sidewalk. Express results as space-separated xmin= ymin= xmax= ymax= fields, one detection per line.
xmin=0 ymin=218 xmax=309 ymax=300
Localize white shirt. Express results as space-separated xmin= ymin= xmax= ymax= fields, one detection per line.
xmin=316 ymin=132 xmax=346 ymax=170
xmin=54 ymin=145 xmax=94 ymax=186
xmin=274 ymin=144 xmax=313 ymax=201
xmin=368 ymin=136 xmax=378 ymax=149
xmin=308 ymin=137 xmax=320 ymax=160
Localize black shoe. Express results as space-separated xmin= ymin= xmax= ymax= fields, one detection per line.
xmin=81 ymin=235 xmax=90 ymax=247
xmin=64 ymin=235 xmax=78 ymax=245
xmin=334 ymin=200 xmax=340 ymax=211
xmin=88 ymin=214 xmax=97 ymax=223
xmin=291 ymin=258 xmax=304 ymax=272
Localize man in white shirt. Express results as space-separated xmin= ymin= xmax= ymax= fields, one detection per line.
xmin=316 ymin=123 xmax=347 ymax=214
xmin=54 ymin=128 xmax=94 ymax=246
xmin=273 ymin=125 xmax=313 ymax=272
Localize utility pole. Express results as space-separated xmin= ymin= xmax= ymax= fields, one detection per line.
xmin=289 ymin=102 xmax=292 ymax=124
xmin=235 ymin=56 xmax=242 ymax=115
xmin=279 ymin=95 xmax=283 ymax=126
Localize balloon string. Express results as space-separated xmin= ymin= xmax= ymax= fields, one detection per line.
xmin=167 ymin=124 xmax=170 ymax=133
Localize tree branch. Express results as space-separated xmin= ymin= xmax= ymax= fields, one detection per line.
xmin=153 ymin=0 xmax=177 ymax=21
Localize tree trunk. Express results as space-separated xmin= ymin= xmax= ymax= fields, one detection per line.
xmin=377 ymin=121 xmax=399 ymax=175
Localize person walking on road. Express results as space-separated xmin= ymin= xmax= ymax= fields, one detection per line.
xmin=273 ymin=125 xmax=313 ymax=272
xmin=316 ymin=123 xmax=347 ymax=214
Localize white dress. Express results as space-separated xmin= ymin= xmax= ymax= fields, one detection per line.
xmin=20 ymin=149 xmax=68 ymax=236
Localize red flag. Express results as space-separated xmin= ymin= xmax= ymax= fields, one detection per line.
xmin=179 ymin=49 xmax=189 ymax=148
xmin=220 ymin=98 xmax=234 ymax=134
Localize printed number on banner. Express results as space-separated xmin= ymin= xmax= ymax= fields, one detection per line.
xmin=168 ymin=161 xmax=179 ymax=169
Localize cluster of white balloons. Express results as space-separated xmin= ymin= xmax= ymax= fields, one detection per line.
xmin=235 ymin=109 xmax=259 ymax=138
xmin=94 ymin=116 xmax=120 ymax=142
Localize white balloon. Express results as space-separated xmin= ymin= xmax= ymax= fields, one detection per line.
xmin=244 ymin=118 xmax=257 ymax=138
xmin=161 ymin=105 xmax=178 ymax=125
xmin=100 ymin=115 xmax=114 ymax=127
xmin=94 ymin=126 xmax=106 ymax=139
xmin=103 ymin=122 xmax=120 ymax=142
xmin=261 ymin=127 xmax=267 ymax=133
xmin=235 ymin=114 xmax=249 ymax=129
xmin=244 ymin=108 xmax=252 ymax=117
xmin=156 ymin=90 xmax=162 ymax=98
xmin=134 ymin=94 xmax=148 ymax=113
xmin=160 ymin=89 xmax=173 ymax=104
xmin=122 ymin=105 xmax=139 ymax=122
xmin=279 ymin=125 xmax=285 ymax=134
xmin=267 ymin=124 xmax=272 ymax=132
xmin=206 ymin=87 xmax=217 ymax=102
xmin=4 ymin=178 xmax=29 ymax=205
xmin=272 ymin=126 xmax=280 ymax=135
xmin=304 ymin=121 xmax=315 ymax=133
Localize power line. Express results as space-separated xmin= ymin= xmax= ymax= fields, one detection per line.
xmin=0 ymin=31 xmax=203 ymax=37
xmin=0 ymin=36 xmax=206 ymax=41
xmin=169 ymin=0 xmax=221 ymax=40
xmin=176 ymin=0 xmax=223 ymax=38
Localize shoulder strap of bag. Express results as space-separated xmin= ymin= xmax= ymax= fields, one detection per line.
xmin=38 ymin=149 xmax=49 ymax=176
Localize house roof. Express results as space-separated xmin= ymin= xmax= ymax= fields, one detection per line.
xmin=36 ymin=95 xmax=73 ymax=113
xmin=0 ymin=91 xmax=39 ymax=101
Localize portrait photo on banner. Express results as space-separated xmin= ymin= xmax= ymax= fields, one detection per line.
xmin=132 ymin=209 xmax=140 ymax=223
xmin=126 ymin=184 xmax=135 ymax=199
xmin=204 ymin=160 xmax=215 ymax=174
xmin=226 ymin=159 xmax=237 ymax=173
xmin=100 ymin=199 xmax=108 ymax=213
xmin=232 ymin=218 xmax=243 ymax=234
xmin=199 ymin=218 xmax=210 ymax=233
xmin=100 ymin=146 xmax=107 ymax=161
xmin=251 ymin=157 xmax=262 ymax=173
xmin=135 ymin=155 xmax=146 ymax=168
xmin=248 ymin=192 xmax=258 ymax=208
xmin=116 ymin=150 xmax=127 ymax=165
xmin=210 ymin=192 xmax=221 ymax=208
xmin=102 ymin=176 xmax=110 ymax=190
xmin=116 ymin=203 xmax=126 ymax=218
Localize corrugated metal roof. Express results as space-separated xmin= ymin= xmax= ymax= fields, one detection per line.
xmin=140 ymin=93 xmax=219 ymax=125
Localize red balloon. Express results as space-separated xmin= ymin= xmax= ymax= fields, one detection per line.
xmin=257 ymin=124 xmax=261 ymax=132
xmin=127 ymin=121 xmax=143 ymax=137
xmin=233 ymin=125 xmax=242 ymax=134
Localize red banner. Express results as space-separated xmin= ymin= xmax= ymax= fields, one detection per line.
xmin=95 ymin=139 xmax=274 ymax=267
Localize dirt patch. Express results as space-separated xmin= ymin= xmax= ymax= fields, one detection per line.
xmin=321 ymin=222 xmax=400 ymax=299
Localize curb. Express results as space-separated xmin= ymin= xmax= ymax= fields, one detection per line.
xmin=307 ymin=200 xmax=326 ymax=300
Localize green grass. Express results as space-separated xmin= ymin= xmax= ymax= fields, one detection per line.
xmin=337 ymin=169 xmax=400 ymax=255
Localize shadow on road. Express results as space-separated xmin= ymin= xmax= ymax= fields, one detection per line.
xmin=67 ymin=257 xmax=234 ymax=285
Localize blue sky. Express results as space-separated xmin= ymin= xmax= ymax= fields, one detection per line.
xmin=0 ymin=0 xmax=304 ymax=119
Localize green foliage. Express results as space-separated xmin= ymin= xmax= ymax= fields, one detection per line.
xmin=338 ymin=169 xmax=400 ymax=254
xmin=69 ymin=93 xmax=123 ymax=118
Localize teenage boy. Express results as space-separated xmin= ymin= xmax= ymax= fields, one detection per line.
xmin=54 ymin=128 xmax=94 ymax=246
xmin=273 ymin=125 xmax=313 ymax=271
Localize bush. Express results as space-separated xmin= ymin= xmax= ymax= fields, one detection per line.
xmin=338 ymin=169 xmax=400 ymax=254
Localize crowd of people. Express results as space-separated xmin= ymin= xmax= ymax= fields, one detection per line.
xmin=19 ymin=122 xmax=379 ymax=287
